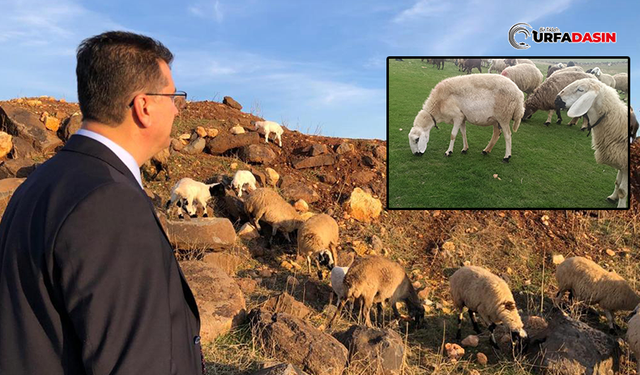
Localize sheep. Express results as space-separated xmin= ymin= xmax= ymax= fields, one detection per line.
xmin=555 ymin=257 xmax=640 ymax=332
xmin=587 ymin=67 xmax=617 ymax=89
xmin=231 ymin=170 xmax=257 ymax=197
xmin=488 ymin=59 xmax=507 ymax=74
xmin=523 ymin=70 xmax=594 ymax=125
xmin=504 ymin=58 xmax=535 ymax=66
xmin=501 ymin=63 xmax=543 ymax=95
xmin=450 ymin=265 xmax=527 ymax=348
xmin=251 ymin=120 xmax=283 ymax=147
xmin=330 ymin=265 xmax=349 ymax=306
xmin=167 ymin=177 xmax=221 ymax=217
xmin=408 ymin=74 xmax=524 ymax=162
xmin=556 ymin=78 xmax=630 ymax=208
xmin=243 ymin=188 xmax=302 ymax=244
xmin=462 ymin=58 xmax=482 ymax=74
xmin=613 ymin=73 xmax=628 ymax=93
xmin=297 ymin=213 xmax=339 ymax=280
xmin=431 ymin=58 xmax=444 ymax=70
xmin=631 ymin=106 xmax=638 ymax=143
xmin=626 ymin=306 xmax=640 ymax=373
xmin=328 ymin=255 xmax=424 ymax=328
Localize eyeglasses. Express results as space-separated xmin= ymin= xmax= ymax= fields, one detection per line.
xmin=129 ymin=91 xmax=187 ymax=107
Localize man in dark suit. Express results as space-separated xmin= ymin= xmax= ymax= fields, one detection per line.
xmin=0 ymin=31 xmax=203 ymax=374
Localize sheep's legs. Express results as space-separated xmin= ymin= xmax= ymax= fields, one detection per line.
xmin=604 ymin=310 xmax=620 ymax=333
xmin=276 ymin=133 xmax=282 ymax=147
xmin=608 ymin=170 xmax=622 ymax=202
xmin=328 ymin=298 xmax=347 ymax=328
xmin=483 ymin=125 xmax=501 ymax=155
xmin=544 ymin=110 xmax=554 ymax=125
xmin=501 ymin=123 xmax=512 ymax=162
xmin=362 ymin=295 xmax=374 ymax=327
xmin=469 ymin=310 xmax=481 ymax=333
xmin=445 ymin=119 xmax=463 ymax=156
xmin=314 ymin=257 xmax=324 ymax=280
xmin=459 ymin=122 xmax=469 ymax=154
xmin=617 ymin=170 xmax=629 ymax=208
xmin=488 ymin=323 xmax=499 ymax=348
xmin=456 ymin=311 xmax=464 ymax=340
xmin=264 ymin=130 xmax=270 ymax=144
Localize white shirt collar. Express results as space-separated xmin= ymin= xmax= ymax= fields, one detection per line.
xmin=74 ymin=129 xmax=143 ymax=188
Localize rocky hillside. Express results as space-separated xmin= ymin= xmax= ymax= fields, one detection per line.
xmin=1 ymin=96 xmax=639 ymax=375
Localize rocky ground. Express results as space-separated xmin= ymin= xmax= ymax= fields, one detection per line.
xmin=1 ymin=96 xmax=639 ymax=375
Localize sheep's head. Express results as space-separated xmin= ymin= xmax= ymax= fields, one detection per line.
xmin=523 ymin=102 xmax=536 ymax=120
xmin=555 ymin=78 xmax=602 ymax=118
xmin=317 ymin=250 xmax=335 ymax=271
xmin=498 ymin=301 xmax=528 ymax=345
xmin=409 ymin=110 xmax=438 ymax=156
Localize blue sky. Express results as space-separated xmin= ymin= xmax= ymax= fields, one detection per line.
xmin=0 ymin=0 xmax=637 ymax=140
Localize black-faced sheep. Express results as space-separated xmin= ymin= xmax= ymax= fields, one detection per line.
xmin=408 ymin=74 xmax=524 ymax=162
xmin=556 ymin=78 xmax=630 ymax=208
xmin=450 ymin=265 xmax=527 ymax=348
xmin=297 ymin=213 xmax=339 ymax=280
xmin=328 ymin=256 xmax=424 ymax=328
xmin=555 ymin=257 xmax=640 ymax=332
xmin=501 ymin=64 xmax=543 ymax=95
xmin=243 ymin=188 xmax=303 ymax=244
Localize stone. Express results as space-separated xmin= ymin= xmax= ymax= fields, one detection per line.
xmin=207 ymin=128 xmax=219 ymax=138
xmin=282 ymin=183 xmax=320 ymax=204
xmin=476 ymin=352 xmax=488 ymax=365
xmin=10 ymin=136 xmax=38 ymax=159
xmin=250 ymin=363 xmax=307 ymax=375
xmin=318 ymin=174 xmax=337 ymax=184
xmin=238 ymin=222 xmax=260 ymax=239
xmin=461 ymin=335 xmax=479 ymax=347
xmin=249 ymin=308 xmax=348 ymax=375
xmin=171 ymin=138 xmax=185 ymax=151
xmin=0 ymin=132 xmax=12 ymax=158
xmin=203 ymin=252 xmax=244 ymax=276
xmin=265 ymin=167 xmax=280 ymax=186
xmin=373 ymin=145 xmax=387 ymax=160
xmin=223 ymin=96 xmax=242 ymax=110
xmin=165 ymin=217 xmax=236 ymax=251
xmin=335 ymin=142 xmax=354 ymax=155
xmin=552 ymin=254 xmax=565 ymax=265
xmin=444 ymin=343 xmax=465 ymax=360
xmin=350 ymin=171 xmax=376 ymax=186
xmin=344 ymin=188 xmax=382 ymax=223
xmin=196 ymin=126 xmax=207 ymax=138
xmin=263 ymin=293 xmax=313 ymax=320
xmin=179 ymin=261 xmax=246 ymax=344
xmin=371 ymin=235 xmax=383 ymax=252
xmin=362 ymin=155 xmax=376 ymax=168
xmin=0 ymin=177 xmax=26 ymax=218
xmin=0 ymin=158 xmax=37 ymax=179
xmin=293 ymin=154 xmax=336 ymax=169
xmin=43 ymin=115 xmax=61 ymax=132
xmin=206 ymin=132 xmax=260 ymax=155
xmin=0 ymin=103 xmax=63 ymax=154
xmin=249 ymin=167 xmax=267 ymax=188
xmin=309 ymin=144 xmax=328 ymax=156
xmin=230 ymin=126 xmax=246 ymax=135
xmin=181 ymin=137 xmax=206 ymax=155
xmin=235 ymin=278 xmax=258 ymax=295
xmin=294 ymin=199 xmax=308 ymax=212
xmin=334 ymin=325 xmax=404 ymax=375
xmin=141 ymin=147 xmax=171 ymax=181
xmin=239 ymin=144 xmax=276 ymax=164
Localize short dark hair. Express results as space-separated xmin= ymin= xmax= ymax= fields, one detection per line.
xmin=76 ymin=31 xmax=174 ymax=126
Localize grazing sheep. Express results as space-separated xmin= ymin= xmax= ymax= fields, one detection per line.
xmin=431 ymin=58 xmax=445 ymax=70
xmin=613 ymin=73 xmax=628 ymax=93
xmin=450 ymin=265 xmax=527 ymax=348
xmin=555 ymin=257 xmax=640 ymax=331
xmin=631 ymin=107 xmax=638 ymax=143
xmin=252 ymin=120 xmax=284 ymax=147
xmin=243 ymin=188 xmax=303 ymax=244
xmin=297 ymin=213 xmax=339 ymax=280
xmin=231 ymin=170 xmax=257 ymax=197
xmin=587 ymin=67 xmax=617 ymax=89
xmin=547 ymin=65 xmax=585 ymax=78
xmin=488 ymin=59 xmax=507 ymax=74
xmin=329 ymin=256 xmax=424 ymax=328
xmin=330 ymin=265 xmax=349 ymax=306
xmin=462 ymin=58 xmax=482 ymax=74
xmin=556 ymin=78 xmax=629 ymax=208
xmin=523 ymin=71 xmax=594 ymax=125
xmin=408 ymin=74 xmax=524 ymax=162
xmin=504 ymin=58 xmax=535 ymax=66
xmin=501 ymin=64 xmax=543 ymax=95
xmin=168 ymin=177 xmax=221 ymax=217
xmin=626 ymin=306 xmax=640 ymax=373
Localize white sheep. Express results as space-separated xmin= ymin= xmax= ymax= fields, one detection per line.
xmin=231 ymin=170 xmax=257 ymax=197
xmin=626 ymin=306 xmax=640 ymax=373
xmin=450 ymin=265 xmax=527 ymax=348
xmin=168 ymin=178 xmax=221 ymax=217
xmin=328 ymin=255 xmax=424 ymax=328
xmin=488 ymin=59 xmax=507 ymax=74
xmin=556 ymin=78 xmax=629 ymax=208
xmin=297 ymin=213 xmax=339 ymax=280
xmin=613 ymin=73 xmax=628 ymax=93
xmin=500 ymin=63 xmax=543 ymax=95
xmin=504 ymin=58 xmax=535 ymax=66
xmin=252 ymin=120 xmax=283 ymax=147
xmin=243 ymin=188 xmax=302 ymax=244
xmin=588 ymin=67 xmax=617 ymax=89
xmin=408 ymin=74 xmax=524 ymax=162
xmin=555 ymin=256 xmax=640 ymax=332
xmin=330 ymin=265 xmax=349 ymax=307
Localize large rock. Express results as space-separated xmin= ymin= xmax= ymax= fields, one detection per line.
xmin=524 ymin=310 xmax=619 ymax=375
xmin=240 ymin=144 xmax=276 ymax=164
xmin=206 ymin=132 xmax=260 ymax=155
xmin=0 ymin=158 xmax=37 ymax=179
xmin=165 ymin=217 xmax=236 ymax=251
xmin=10 ymin=137 xmax=38 ymax=159
xmin=335 ymin=142 xmax=354 ymax=155
xmin=293 ymin=155 xmax=336 ymax=169
xmin=223 ymin=96 xmax=242 ymax=110
xmin=0 ymin=177 xmax=26 ymax=218
xmin=203 ymin=252 xmax=243 ymax=276
xmin=249 ymin=308 xmax=348 ymax=375
xmin=265 ymin=167 xmax=280 ymax=187
xmin=0 ymin=103 xmax=63 ymax=154
xmin=334 ymin=325 xmax=404 ymax=375
xmin=141 ymin=147 xmax=170 ymax=181
xmin=0 ymin=132 xmax=12 ymax=158
xmin=282 ymin=183 xmax=320 ymax=203
xmin=59 ymin=113 xmax=83 ymax=141
xmin=262 ymin=293 xmax=313 ymax=320
xmin=181 ymin=137 xmax=206 ymax=155
xmin=344 ymin=187 xmax=382 ymax=222
xmin=251 ymin=363 xmax=307 ymax=375
xmin=373 ymin=145 xmax=387 ymax=160
xmin=179 ymin=261 xmax=246 ymax=344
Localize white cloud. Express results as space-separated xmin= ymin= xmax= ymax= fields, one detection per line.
xmin=392 ymin=0 xmax=452 ymax=23
xmin=188 ymin=0 xmax=224 ymax=23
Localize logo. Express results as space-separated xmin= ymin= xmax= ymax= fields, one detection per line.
xmin=508 ymin=23 xmax=616 ymax=49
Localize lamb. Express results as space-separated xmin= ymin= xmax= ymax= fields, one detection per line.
xmin=231 ymin=170 xmax=257 ymax=197
xmin=408 ymin=74 xmax=524 ymax=162
xmin=243 ymin=188 xmax=302 ymax=244
xmin=488 ymin=59 xmax=507 ymax=74
xmin=328 ymin=256 xmax=424 ymax=328
xmin=450 ymin=265 xmax=527 ymax=348
xmin=556 ymin=78 xmax=630 ymax=208
xmin=587 ymin=67 xmax=617 ymax=89
xmin=555 ymin=257 xmax=640 ymax=332
xmin=523 ymin=70 xmax=594 ymax=125
xmin=297 ymin=213 xmax=339 ymax=280
xmin=252 ymin=120 xmax=283 ymax=147
xmin=626 ymin=306 xmax=640 ymax=373
xmin=501 ymin=63 xmax=543 ymax=95
xmin=504 ymin=58 xmax=535 ymax=66
xmin=167 ymin=177 xmax=221 ymax=217
xmin=613 ymin=73 xmax=628 ymax=93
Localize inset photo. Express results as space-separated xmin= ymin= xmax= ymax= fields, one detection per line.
xmin=388 ymin=57 xmax=630 ymax=209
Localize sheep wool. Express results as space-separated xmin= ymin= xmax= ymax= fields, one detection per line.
xmin=297 ymin=213 xmax=340 ymax=278
xmin=523 ymin=71 xmax=594 ymax=123
xmin=243 ymin=188 xmax=302 ymax=242
xmin=613 ymin=73 xmax=628 ymax=92
xmin=626 ymin=308 xmax=640 ymax=373
xmin=501 ymin=64 xmax=543 ymax=95
xmin=254 ymin=120 xmax=284 ymax=147
xmin=488 ymin=59 xmax=507 ymax=74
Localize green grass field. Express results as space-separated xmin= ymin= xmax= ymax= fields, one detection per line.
xmin=388 ymin=58 xmax=628 ymax=209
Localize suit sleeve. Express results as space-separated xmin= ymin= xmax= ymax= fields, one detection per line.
xmin=54 ymin=182 xmax=173 ymax=374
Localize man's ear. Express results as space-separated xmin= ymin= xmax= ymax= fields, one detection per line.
xmin=131 ymin=95 xmax=153 ymax=128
